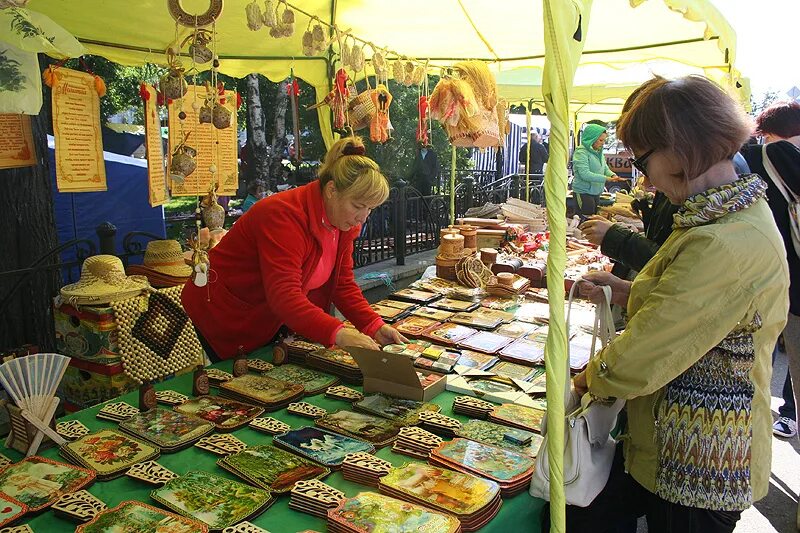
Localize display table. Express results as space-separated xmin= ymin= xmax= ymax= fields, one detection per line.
xmin=3 ymin=346 xmax=546 ymax=532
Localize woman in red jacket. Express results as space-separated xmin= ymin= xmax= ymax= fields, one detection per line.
xmin=182 ymin=136 xmax=406 ymax=360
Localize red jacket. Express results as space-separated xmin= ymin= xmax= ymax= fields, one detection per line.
xmin=182 ymin=181 xmax=383 ymax=359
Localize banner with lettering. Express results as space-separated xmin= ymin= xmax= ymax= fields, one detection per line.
xmin=0 ymin=114 xmax=36 ymax=169
xmin=51 ymin=68 xmax=106 ymax=192
xmin=142 ymin=84 xmax=167 ymax=207
xmin=167 ymin=84 xmax=238 ymax=197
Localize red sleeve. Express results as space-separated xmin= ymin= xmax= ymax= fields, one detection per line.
xmin=254 ymin=212 xmax=343 ymax=345
xmin=332 ymin=231 xmax=385 ymax=334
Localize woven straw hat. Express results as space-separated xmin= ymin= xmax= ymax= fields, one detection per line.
xmin=60 ymin=255 xmax=151 ymax=305
xmin=129 ymin=240 xmax=193 ymax=278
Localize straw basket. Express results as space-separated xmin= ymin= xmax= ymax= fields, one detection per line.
xmin=447 ymin=109 xmax=500 ymax=148
xmin=436 ymin=255 xmax=458 ymax=281
xmin=347 ymin=90 xmax=376 ymax=131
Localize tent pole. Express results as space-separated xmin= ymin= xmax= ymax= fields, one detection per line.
xmin=541 ymin=2 xmax=593 ymax=532
xmin=450 ymin=145 xmax=456 ymax=225
xmin=525 ymin=103 xmax=532 ymax=202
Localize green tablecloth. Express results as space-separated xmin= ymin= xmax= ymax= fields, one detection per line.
xmin=5 ymin=347 xmax=545 ymax=532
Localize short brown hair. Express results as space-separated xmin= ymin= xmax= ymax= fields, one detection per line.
xmin=617 ymin=75 xmax=753 ymax=180
xmin=756 ymin=101 xmax=800 ymax=138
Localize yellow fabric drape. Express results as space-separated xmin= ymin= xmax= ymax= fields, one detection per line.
xmin=541 ymin=1 xmax=593 ymax=532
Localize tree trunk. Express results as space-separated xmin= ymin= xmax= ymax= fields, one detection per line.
xmin=245 ymin=73 xmax=270 ymax=190
xmin=0 ymin=54 xmax=60 ymax=351
xmin=269 ymin=81 xmax=289 ymax=187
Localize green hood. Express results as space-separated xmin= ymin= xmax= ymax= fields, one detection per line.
xmin=581 ymin=123 xmax=607 ymax=151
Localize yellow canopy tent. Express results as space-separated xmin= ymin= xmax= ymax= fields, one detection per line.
xmin=26 ymin=0 xmax=739 ymax=147
xmin=497 ymin=60 xmax=749 ymax=124
xmin=18 ymin=1 xmax=740 ymax=531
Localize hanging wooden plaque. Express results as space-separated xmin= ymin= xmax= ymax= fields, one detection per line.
xmin=142 ymin=84 xmax=167 ymax=207
xmin=167 ymin=84 xmax=238 ymax=197
xmin=0 ymin=114 xmax=36 ymax=169
xmin=51 ymin=68 xmax=106 ymax=192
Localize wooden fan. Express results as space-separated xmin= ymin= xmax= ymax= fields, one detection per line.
xmin=0 ymin=353 xmax=70 ymax=456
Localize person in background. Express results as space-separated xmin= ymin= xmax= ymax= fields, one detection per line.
xmin=741 ymin=100 xmax=800 ymax=440
xmin=571 ymin=123 xmax=626 ymax=215
xmin=563 ymin=75 xmax=788 ymax=533
xmin=182 ymin=136 xmax=407 ymax=361
xmin=518 ymin=132 xmax=549 ymax=174
xmin=241 ymin=180 xmax=266 ymax=213
xmin=408 ymin=141 xmax=440 ymax=196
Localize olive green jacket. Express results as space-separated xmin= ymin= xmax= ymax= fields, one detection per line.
xmin=586 ymin=197 xmax=789 ymax=511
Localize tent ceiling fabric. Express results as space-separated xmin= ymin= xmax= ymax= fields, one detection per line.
xmin=27 ymin=0 xmax=736 ymax=82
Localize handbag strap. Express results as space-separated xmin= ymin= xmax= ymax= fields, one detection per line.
xmin=762 ymin=144 xmax=799 ymax=204
xmin=565 ymin=276 xmax=613 ymax=406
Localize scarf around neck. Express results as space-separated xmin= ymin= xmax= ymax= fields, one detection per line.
xmin=672 ymin=174 xmax=767 ymax=229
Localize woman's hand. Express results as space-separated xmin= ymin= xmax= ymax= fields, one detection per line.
xmin=374 ymin=325 xmax=409 ymax=346
xmin=335 ymin=327 xmax=380 ymax=350
xmin=573 ymin=370 xmax=589 ymax=396
xmin=579 ymin=216 xmax=614 ymax=245
xmin=577 ymin=271 xmax=631 ymax=307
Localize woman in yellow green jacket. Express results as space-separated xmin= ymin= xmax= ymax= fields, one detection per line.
xmin=570 ymin=76 xmax=790 ymax=533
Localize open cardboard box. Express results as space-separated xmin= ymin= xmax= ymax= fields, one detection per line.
xmin=347 ymin=347 xmax=447 ymax=402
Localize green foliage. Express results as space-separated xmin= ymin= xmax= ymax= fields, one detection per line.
xmin=64 ymin=56 xmax=165 ymax=123
xmin=354 ymin=76 xmax=472 ymax=184
xmin=750 ymin=90 xmax=781 ymax=117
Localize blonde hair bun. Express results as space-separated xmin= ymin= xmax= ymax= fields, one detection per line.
xmin=318 ymin=136 xmax=390 ymax=206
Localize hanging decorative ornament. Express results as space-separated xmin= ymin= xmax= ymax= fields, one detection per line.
xmin=169 ymin=133 xmax=197 ymax=183
xmin=245 ymin=0 xmax=263 ymax=31
xmin=281 ymin=3 xmax=295 ymax=24
xmin=417 ymin=95 xmax=430 ymax=146
xmin=372 ymin=47 xmax=387 ymax=78
xmin=302 ymin=27 xmax=314 ymax=56
xmin=351 ymin=43 xmax=365 ymax=73
xmin=159 ymin=47 xmax=187 ymax=100
xmin=339 ymin=32 xmax=352 ymax=68
xmin=370 ymin=83 xmax=392 ymax=144
xmin=403 ymin=60 xmax=415 ymax=87
xmin=187 ymin=233 xmax=210 ymax=288
xmin=263 ymin=0 xmax=278 ymax=27
xmin=287 ymin=75 xmax=301 ymax=162
xmin=200 ymin=183 xmax=226 ymax=231
xmin=167 ymin=0 xmax=222 ymax=27
xmin=182 ymin=29 xmax=213 ymax=64
xmin=411 ymin=63 xmax=426 ymax=86
xmin=392 ymin=60 xmax=404 ymax=83
xmin=312 ymin=23 xmax=327 ymax=54
xmin=307 ymin=68 xmax=351 ymax=133
xmin=212 ymin=101 xmax=231 ymax=129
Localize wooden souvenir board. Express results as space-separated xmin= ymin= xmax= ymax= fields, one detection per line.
xmin=167 ymin=85 xmax=238 ymax=196
xmin=51 ymin=68 xmax=106 ymax=192
xmin=141 ymin=84 xmax=167 ymax=207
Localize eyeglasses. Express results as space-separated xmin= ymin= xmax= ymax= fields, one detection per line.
xmin=629 ymin=149 xmax=655 ymax=176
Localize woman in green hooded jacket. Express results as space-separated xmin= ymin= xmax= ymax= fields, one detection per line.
xmin=571 ymin=123 xmax=625 ymax=215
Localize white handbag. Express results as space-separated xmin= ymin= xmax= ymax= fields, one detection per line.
xmin=529 ymin=279 xmax=625 ymax=507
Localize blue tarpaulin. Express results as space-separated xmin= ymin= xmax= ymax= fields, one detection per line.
xmin=48 ymin=136 xmax=166 ymax=283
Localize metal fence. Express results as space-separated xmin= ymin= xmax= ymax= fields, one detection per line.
xmin=352 ymin=172 xmax=547 ymax=268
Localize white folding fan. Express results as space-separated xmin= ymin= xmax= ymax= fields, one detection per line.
xmin=0 ymin=353 xmax=70 ymax=455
